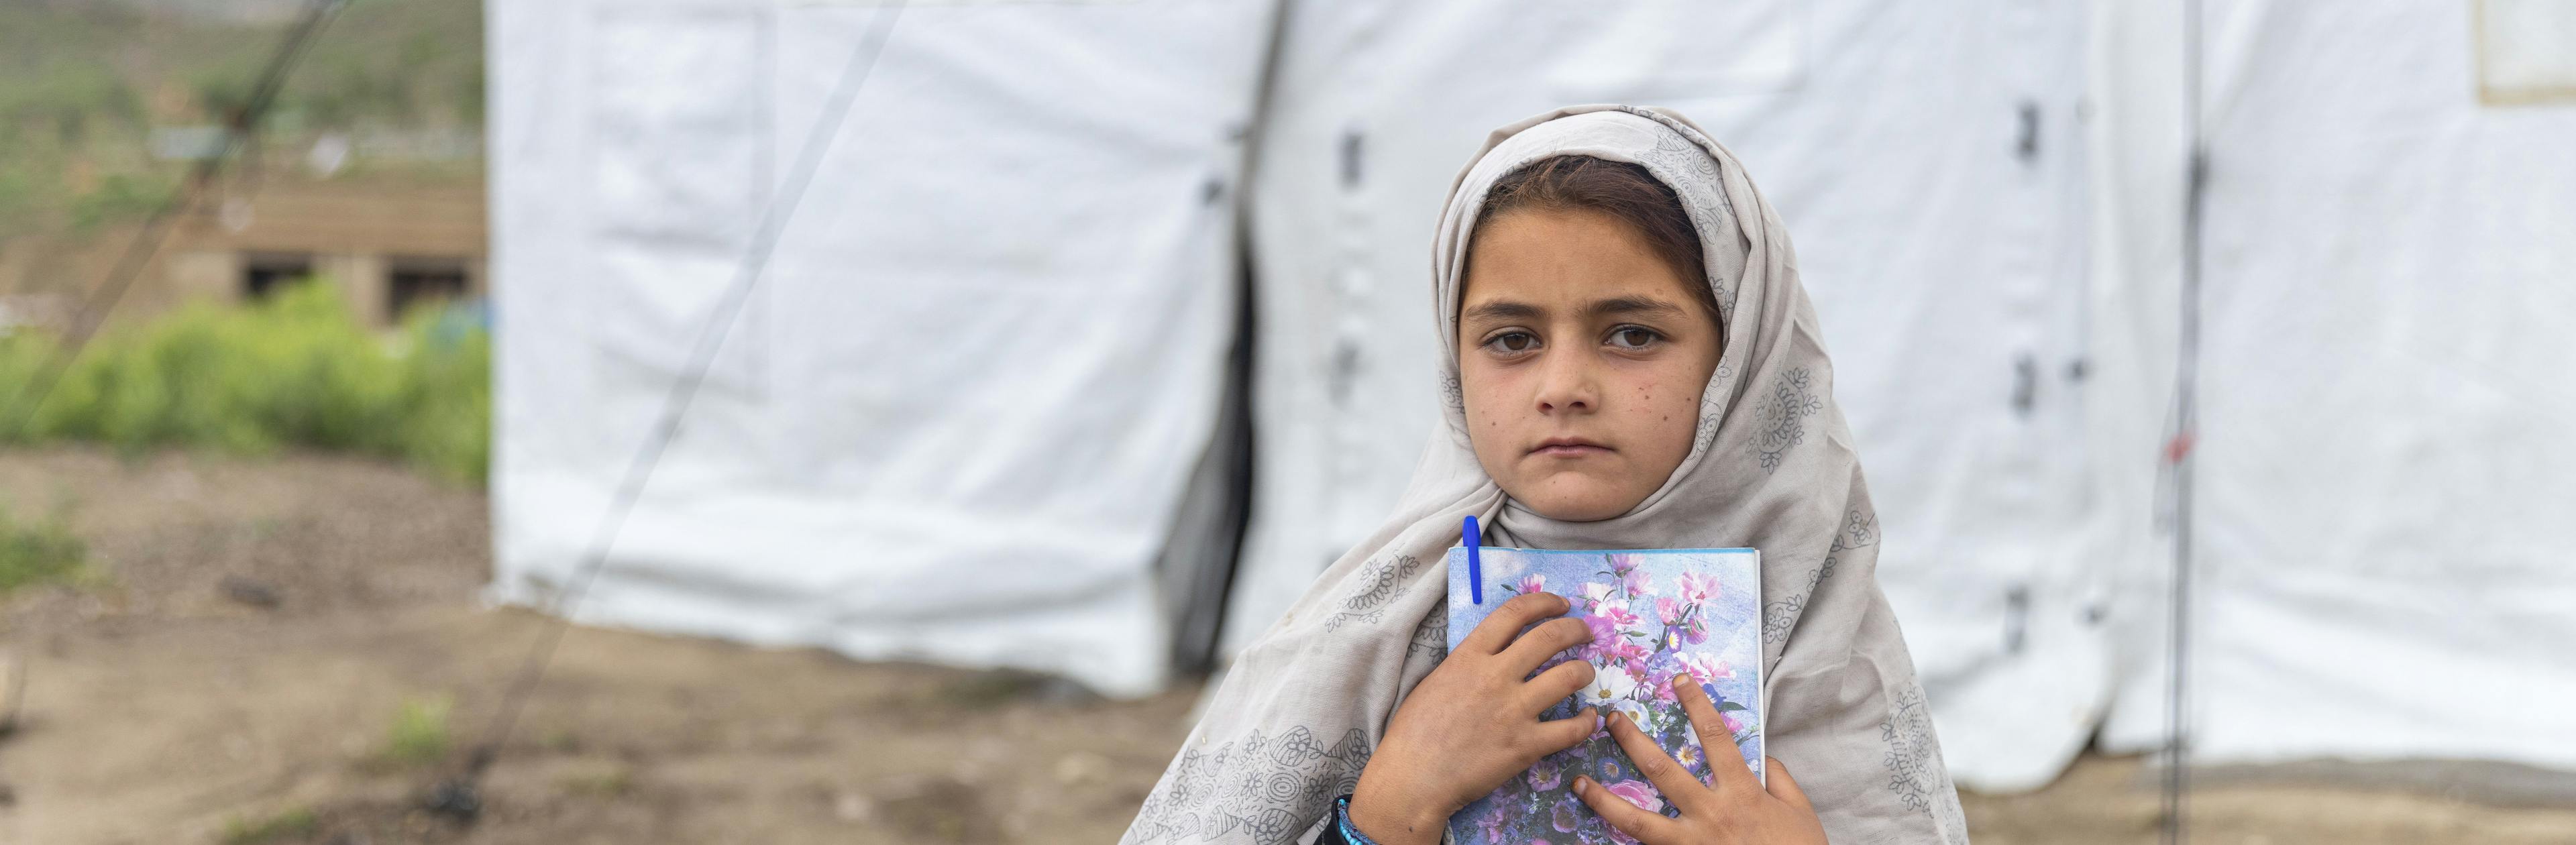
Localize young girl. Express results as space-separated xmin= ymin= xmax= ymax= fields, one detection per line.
xmin=1124 ymin=106 xmax=1966 ymax=845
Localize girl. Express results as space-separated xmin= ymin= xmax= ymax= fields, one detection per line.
xmin=1124 ymin=105 xmax=1966 ymax=844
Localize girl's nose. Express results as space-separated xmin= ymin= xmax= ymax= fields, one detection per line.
xmin=1533 ymin=353 xmax=1599 ymax=414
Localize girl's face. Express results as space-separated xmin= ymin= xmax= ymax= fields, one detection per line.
xmin=1458 ymin=207 xmax=1723 ymax=522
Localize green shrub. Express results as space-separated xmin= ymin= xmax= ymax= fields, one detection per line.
xmin=0 ymin=280 xmax=488 ymax=484
xmin=381 ymin=693 xmax=453 ymax=767
xmin=219 ymin=806 xmax=318 ymax=845
xmin=0 ymin=502 xmax=85 ymax=594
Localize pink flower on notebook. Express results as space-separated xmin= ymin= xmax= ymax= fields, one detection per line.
xmin=1597 ymin=778 xmax=1658 ymax=813
xmin=1677 ymin=570 xmax=1720 ymax=603
xmin=1654 ymin=596 xmax=1686 ymax=627
xmin=1582 ymin=612 xmax=1622 ymax=649
xmin=1607 ymin=553 xmax=1653 ymax=598
xmin=1593 ymin=600 xmax=1640 ymax=628
xmin=1596 ymin=636 xmax=1651 ymax=667
xmin=1646 ymin=666 xmax=1682 ymax=702
xmin=1676 ymin=651 xmax=1733 ymax=685
xmin=1601 ymin=780 xmax=1663 ymax=845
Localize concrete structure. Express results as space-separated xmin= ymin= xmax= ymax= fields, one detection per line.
xmin=0 ymin=179 xmax=486 ymax=331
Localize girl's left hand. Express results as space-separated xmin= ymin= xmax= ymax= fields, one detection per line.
xmin=1570 ymin=675 xmax=1829 ymax=845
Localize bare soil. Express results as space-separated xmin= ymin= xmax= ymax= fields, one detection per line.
xmin=0 ymin=446 xmax=2568 ymax=844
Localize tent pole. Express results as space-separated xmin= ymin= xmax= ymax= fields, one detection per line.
xmin=2163 ymin=0 xmax=2207 ymax=842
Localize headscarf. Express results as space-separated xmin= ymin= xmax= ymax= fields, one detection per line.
xmin=1123 ymin=105 xmax=1968 ymax=845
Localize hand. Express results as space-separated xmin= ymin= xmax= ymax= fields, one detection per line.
xmin=1349 ymin=592 xmax=1601 ymax=845
xmin=1571 ymin=675 xmax=1827 ymax=845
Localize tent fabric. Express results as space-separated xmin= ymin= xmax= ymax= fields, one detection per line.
xmin=2088 ymin=0 xmax=2576 ymax=769
xmin=486 ymin=0 xmax=1275 ymax=698
xmin=1230 ymin=0 xmax=2104 ymax=791
xmin=484 ymin=0 xmax=2576 ymax=792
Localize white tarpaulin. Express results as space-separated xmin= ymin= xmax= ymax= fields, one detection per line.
xmin=2088 ymin=0 xmax=2576 ymax=769
xmin=486 ymin=0 xmax=2576 ymax=791
xmin=487 ymin=0 xmax=1273 ymax=697
xmin=1230 ymin=0 xmax=2108 ymax=791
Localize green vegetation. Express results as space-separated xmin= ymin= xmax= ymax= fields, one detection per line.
xmin=0 ymin=0 xmax=484 ymax=231
xmin=0 ymin=58 xmax=142 ymax=148
xmin=180 ymin=0 xmax=486 ymax=131
xmin=0 ymin=281 xmax=490 ymax=484
xmin=381 ymin=693 xmax=454 ymax=767
xmin=219 ymin=806 xmax=319 ymax=845
xmin=65 ymin=171 xmax=176 ymax=231
xmin=559 ymin=763 xmax=636 ymax=798
xmin=0 ymin=502 xmax=87 ymax=595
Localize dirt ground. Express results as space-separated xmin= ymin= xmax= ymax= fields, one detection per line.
xmin=1 ymin=446 xmax=2571 ymax=844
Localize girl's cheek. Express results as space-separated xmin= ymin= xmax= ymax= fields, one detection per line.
xmin=1633 ymin=376 xmax=1697 ymax=442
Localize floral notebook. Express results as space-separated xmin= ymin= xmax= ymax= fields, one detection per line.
xmin=1443 ymin=547 xmax=1764 ymax=845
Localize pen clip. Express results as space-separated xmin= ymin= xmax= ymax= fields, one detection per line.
xmin=1464 ymin=515 xmax=1482 ymax=605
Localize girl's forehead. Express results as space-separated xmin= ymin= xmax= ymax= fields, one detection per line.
xmin=1456 ymin=210 xmax=1699 ymax=316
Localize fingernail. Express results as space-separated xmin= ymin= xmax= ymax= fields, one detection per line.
xmin=1593 ymin=710 xmax=1605 ymax=732
xmin=1573 ymin=777 xmax=1589 ymax=795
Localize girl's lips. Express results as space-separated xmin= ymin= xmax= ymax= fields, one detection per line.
xmin=1532 ymin=443 xmax=1611 ymax=457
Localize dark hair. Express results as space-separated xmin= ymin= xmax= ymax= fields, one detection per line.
xmin=1468 ymin=155 xmax=1722 ymax=325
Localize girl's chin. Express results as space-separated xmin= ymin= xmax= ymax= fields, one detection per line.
xmin=1508 ymin=473 xmax=1648 ymax=522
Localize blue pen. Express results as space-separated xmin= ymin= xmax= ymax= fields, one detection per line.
xmin=1464 ymin=515 xmax=1483 ymax=605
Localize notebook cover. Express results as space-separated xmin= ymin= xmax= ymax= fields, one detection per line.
xmin=1442 ymin=547 xmax=1764 ymax=844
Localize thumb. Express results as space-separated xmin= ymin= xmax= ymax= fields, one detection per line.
xmin=1764 ymin=756 xmax=1814 ymax=813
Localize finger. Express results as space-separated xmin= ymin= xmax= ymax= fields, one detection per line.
xmin=1606 ymin=710 xmax=1714 ymax=816
xmin=1764 ymin=756 xmax=1814 ymax=813
xmin=1499 ymin=616 xmax=1594 ymax=675
xmin=1517 ymin=653 xmax=1594 ymax=713
xmin=1675 ymin=675 xmax=1759 ymax=793
xmin=1572 ymin=775 xmax=1682 ymax=845
xmin=1531 ymin=706 xmax=1603 ymax=755
xmin=1458 ymin=592 xmax=1570 ymax=656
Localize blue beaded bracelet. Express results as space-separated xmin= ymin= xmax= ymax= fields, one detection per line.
xmin=1331 ymin=793 xmax=1385 ymax=845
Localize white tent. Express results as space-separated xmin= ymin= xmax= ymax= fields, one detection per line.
xmin=2084 ymin=0 xmax=2576 ymax=772
xmin=488 ymin=0 xmax=2576 ymax=790
xmin=487 ymin=0 xmax=1274 ymax=698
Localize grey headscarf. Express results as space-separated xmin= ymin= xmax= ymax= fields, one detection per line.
xmin=1124 ymin=105 xmax=1968 ymax=845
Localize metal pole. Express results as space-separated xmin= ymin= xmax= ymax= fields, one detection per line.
xmin=2162 ymin=1 xmax=2207 ymax=842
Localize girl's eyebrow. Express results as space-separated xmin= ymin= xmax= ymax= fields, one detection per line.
xmin=1462 ymin=295 xmax=1687 ymax=325
xmin=1462 ymin=299 xmax=1542 ymax=323
xmin=1587 ymin=294 xmax=1687 ymax=320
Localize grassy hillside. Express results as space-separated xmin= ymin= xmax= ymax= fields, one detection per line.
xmin=0 ymin=0 xmax=484 ymax=233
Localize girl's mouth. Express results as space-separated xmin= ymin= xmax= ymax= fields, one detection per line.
xmin=1531 ymin=437 xmax=1611 ymax=457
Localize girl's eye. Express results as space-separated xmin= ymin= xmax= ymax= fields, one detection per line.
xmin=1608 ymin=326 xmax=1662 ymax=350
xmin=1486 ymin=331 xmax=1539 ymax=354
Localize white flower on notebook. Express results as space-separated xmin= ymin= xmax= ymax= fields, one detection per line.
xmin=1580 ymin=663 xmax=1638 ymax=713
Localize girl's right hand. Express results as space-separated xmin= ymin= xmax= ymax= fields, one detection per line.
xmin=1348 ymin=592 xmax=1601 ymax=845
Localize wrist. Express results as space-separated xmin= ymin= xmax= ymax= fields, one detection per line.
xmin=1348 ymin=767 xmax=1452 ymax=845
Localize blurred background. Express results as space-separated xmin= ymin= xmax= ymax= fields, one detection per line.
xmin=1 ymin=0 xmax=2572 ymax=842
